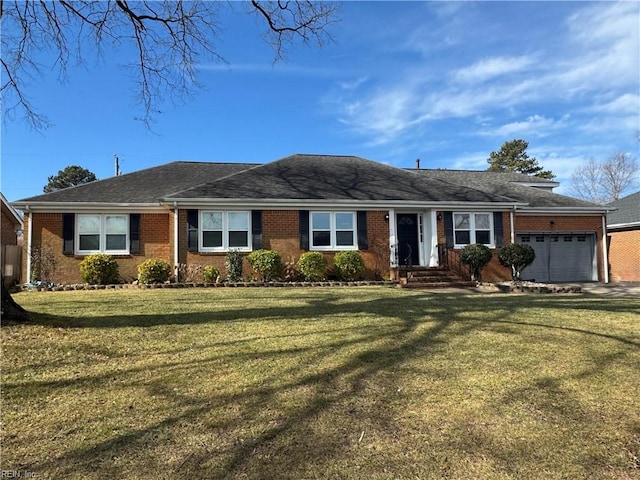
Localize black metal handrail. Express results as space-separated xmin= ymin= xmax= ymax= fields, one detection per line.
xmin=437 ymin=244 xmax=472 ymax=279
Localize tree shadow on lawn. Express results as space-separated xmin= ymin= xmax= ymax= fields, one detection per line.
xmin=6 ymin=291 xmax=640 ymax=479
xmin=21 ymin=290 xmax=640 ymax=330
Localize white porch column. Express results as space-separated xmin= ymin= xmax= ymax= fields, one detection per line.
xmin=173 ymin=207 xmax=179 ymax=282
xmin=388 ymin=209 xmax=397 ymax=266
xmin=601 ymin=214 xmax=609 ymax=283
xmin=428 ymin=210 xmax=439 ymax=266
xmin=26 ymin=211 xmax=32 ymax=283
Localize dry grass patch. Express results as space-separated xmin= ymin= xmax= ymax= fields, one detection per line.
xmin=2 ymin=287 xmax=639 ymax=479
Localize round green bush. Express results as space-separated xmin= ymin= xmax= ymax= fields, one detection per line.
xmin=79 ymin=254 xmax=119 ymax=285
xmin=333 ymin=250 xmax=365 ymax=281
xmin=498 ymin=243 xmax=536 ymax=281
xmin=137 ymin=258 xmax=172 ymax=284
xmin=203 ymin=265 xmax=220 ymax=283
xmin=460 ymin=243 xmax=493 ymax=281
xmin=247 ymin=249 xmax=282 ymax=281
xmin=297 ymin=252 xmax=328 ymax=281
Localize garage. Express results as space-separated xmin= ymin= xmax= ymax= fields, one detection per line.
xmin=517 ymin=233 xmax=597 ymax=282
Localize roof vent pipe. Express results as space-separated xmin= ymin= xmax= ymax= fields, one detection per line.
xmin=416 ymin=158 xmax=420 ymax=170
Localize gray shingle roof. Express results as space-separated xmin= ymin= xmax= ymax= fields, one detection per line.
xmin=13 ymin=154 xmax=607 ymax=210
xmin=413 ymin=169 xmax=600 ymax=208
xmin=607 ymin=191 xmax=640 ymax=227
xmin=15 ymin=162 xmax=257 ymax=204
xmin=166 ymin=154 xmax=516 ymax=203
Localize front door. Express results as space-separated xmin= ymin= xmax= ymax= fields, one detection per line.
xmin=397 ymin=214 xmax=419 ymax=266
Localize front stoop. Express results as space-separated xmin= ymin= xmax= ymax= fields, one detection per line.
xmin=398 ymin=267 xmax=475 ymax=289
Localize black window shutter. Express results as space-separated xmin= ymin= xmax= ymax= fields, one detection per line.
xmin=444 ymin=212 xmax=454 ymax=248
xmin=187 ymin=210 xmax=198 ymax=252
xmin=299 ymin=210 xmax=309 ymax=250
xmin=62 ymin=213 xmax=74 ymax=254
xmin=252 ymin=210 xmax=263 ymax=250
xmin=493 ymin=212 xmax=504 ymax=247
xmin=357 ymin=211 xmax=368 ymax=250
xmin=130 ymin=213 xmax=141 ymax=254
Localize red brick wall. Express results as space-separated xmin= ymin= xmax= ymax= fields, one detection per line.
xmin=608 ymin=229 xmax=640 ymax=282
xmin=181 ymin=209 xmax=390 ymax=280
xmin=23 ymin=212 xmax=172 ymax=284
xmin=435 ymin=212 xmax=605 ymax=282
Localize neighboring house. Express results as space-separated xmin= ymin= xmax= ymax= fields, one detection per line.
xmin=1 ymin=192 xmax=24 ymax=286
xmin=12 ymin=154 xmax=609 ymax=284
xmin=607 ymin=191 xmax=640 ymax=282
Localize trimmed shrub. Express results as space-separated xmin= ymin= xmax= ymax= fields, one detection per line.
xmin=297 ymin=252 xmax=328 ymax=281
xmin=333 ymin=250 xmax=365 ymax=281
xmin=498 ymin=243 xmax=536 ymax=281
xmin=225 ymin=250 xmax=244 ymax=282
xmin=460 ymin=244 xmax=493 ymax=281
xmin=247 ymin=249 xmax=282 ymax=281
xmin=203 ymin=265 xmax=220 ymax=283
xmin=80 ymin=254 xmax=119 ymax=285
xmin=137 ymin=258 xmax=172 ymax=284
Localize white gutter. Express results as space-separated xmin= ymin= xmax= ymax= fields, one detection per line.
xmin=11 ymin=202 xmax=167 ymax=213
xmin=162 ymin=198 xmax=527 ymax=210
xmin=602 ymin=214 xmax=609 ymax=284
xmin=26 ymin=212 xmax=32 ymax=284
xmin=516 ymin=207 xmax=609 ymax=215
xmin=607 ymin=221 xmax=640 ymax=230
xmin=173 ymin=206 xmax=179 ymax=282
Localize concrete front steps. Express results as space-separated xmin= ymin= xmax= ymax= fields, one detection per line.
xmin=398 ymin=267 xmax=475 ymax=289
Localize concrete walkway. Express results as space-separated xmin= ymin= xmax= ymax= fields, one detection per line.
xmin=568 ymin=282 xmax=640 ymax=297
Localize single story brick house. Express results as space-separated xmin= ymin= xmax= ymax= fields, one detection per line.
xmin=12 ymin=154 xmax=610 ymax=284
xmin=607 ymin=191 xmax=640 ymax=282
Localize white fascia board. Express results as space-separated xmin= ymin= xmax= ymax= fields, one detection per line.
xmin=516 ymin=207 xmax=609 ymax=215
xmin=12 ymin=202 xmax=168 ymax=213
xmin=514 ymin=181 xmax=559 ymax=189
xmin=607 ymin=221 xmax=640 ymax=230
xmin=163 ymin=198 xmax=526 ymax=210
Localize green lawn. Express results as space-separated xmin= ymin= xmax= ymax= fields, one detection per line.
xmin=2 ymin=287 xmax=639 ymax=479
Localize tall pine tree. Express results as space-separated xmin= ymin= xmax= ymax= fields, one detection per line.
xmin=487 ymin=139 xmax=555 ymax=179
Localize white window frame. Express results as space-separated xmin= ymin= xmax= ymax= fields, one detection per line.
xmin=310 ymin=211 xmax=357 ymax=251
xmin=76 ymin=214 xmax=129 ymax=255
xmin=199 ymin=210 xmax=251 ymax=252
xmin=453 ymin=212 xmax=494 ymax=248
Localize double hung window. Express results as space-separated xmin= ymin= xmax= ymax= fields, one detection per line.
xmin=77 ymin=214 xmax=128 ymax=254
xmin=453 ymin=213 xmax=493 ymax=247
xmin=310 ymin=212 xmax=356 ymax=250
xmin=200 ymin=211 xmax=250 ymax=251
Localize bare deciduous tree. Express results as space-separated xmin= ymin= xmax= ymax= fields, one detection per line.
xmin=569 ymin=152 xmax=639 ymax=204
xmin=1 ymin=1 xmax=338 ymax=129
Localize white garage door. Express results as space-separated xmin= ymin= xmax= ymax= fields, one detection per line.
xmin=517 ymin=233 xmax=596 ymax=282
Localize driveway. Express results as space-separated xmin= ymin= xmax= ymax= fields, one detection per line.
xmin=570 ymin=282 xmax=640 ymax=297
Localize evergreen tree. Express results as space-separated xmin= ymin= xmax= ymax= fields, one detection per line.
xmin=44 ymin=165 xmax=98 ymax=193
xmin=487 ymin=139 xmax=555 ymax=179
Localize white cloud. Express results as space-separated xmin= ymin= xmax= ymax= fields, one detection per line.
xmin=479 ymin=115 xmax=570 ymax=138
xmin=338 ymin=76 xmax=369 ymax=91
xmin=329 ymin=2 xmax=638 ymax=151
xmin=453 ymin=55 xmax=536 ymax=84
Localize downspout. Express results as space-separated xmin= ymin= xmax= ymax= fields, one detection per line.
xmin=601 ymin=214 xmax=609 ymax=284
xmin=173 ymin=204 xmax=179 ymax=282
xmin=26 ymin=210 xmax=32 ymax=283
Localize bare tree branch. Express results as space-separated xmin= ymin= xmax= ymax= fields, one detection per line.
xmin=569 ymin=153 xmax=639 ymax=204
xmin=0 ymin=1 xmax=338 ymax=129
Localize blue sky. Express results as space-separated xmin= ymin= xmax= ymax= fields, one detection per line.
xmin=2 ymin=1 xmax=639 ymax=202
